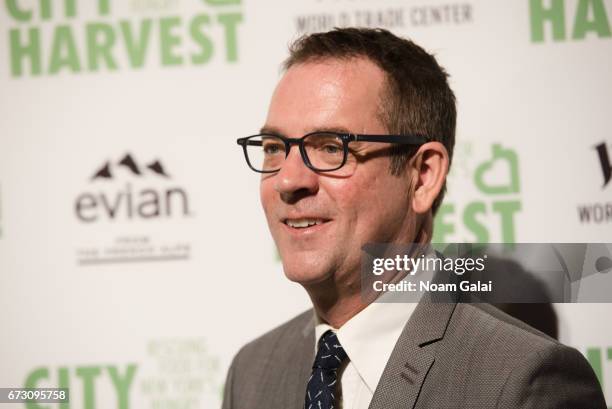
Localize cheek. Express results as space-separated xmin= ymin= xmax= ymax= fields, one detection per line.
xmin=327 ymin=176 xmax=382 ymax=236
xmin=259 ymin=180 xmax=275 ymax=220
xmin=354 ymin=173 xmax=411 ymax=237
xmin=324 ymin=178 xmax=358 ymax=215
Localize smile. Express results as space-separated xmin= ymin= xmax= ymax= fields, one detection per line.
xmin=283 ymin=218 xmax=330 ymax=229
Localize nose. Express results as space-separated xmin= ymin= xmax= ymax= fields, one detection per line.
xmin=273 ymin=145 xmax=319 ymax=203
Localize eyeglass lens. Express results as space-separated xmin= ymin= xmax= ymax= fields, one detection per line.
xmin=245 ymin=133 xmax=357 ymax=174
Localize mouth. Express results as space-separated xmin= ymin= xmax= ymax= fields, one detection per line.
xmin=282 ymin=217 xmax=331 ymax=231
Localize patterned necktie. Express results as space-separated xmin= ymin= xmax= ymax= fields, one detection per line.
xmin=305 ymin=330 xmax=349 ymax=409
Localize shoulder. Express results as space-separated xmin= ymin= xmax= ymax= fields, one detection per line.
xmin=440 ymin=303 xmax=606 ymax=408
xmin=232 ymin=309 xmax=313 ymax=367
xmin=222 ymin=309 xmax=314 ymax=408
xmin=434 ymin=302 xmax=567 ymax=380
xmin=450 ymin=302 xmax=558 ymax=348
xmin=447 ymin=302 xmax=579 ymax=370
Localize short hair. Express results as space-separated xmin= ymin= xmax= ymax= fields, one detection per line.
xmin=284 ymin=28 xmax=456 ymax=215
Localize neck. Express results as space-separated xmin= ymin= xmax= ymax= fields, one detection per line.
xmin=306 ymin=283 xmax=366 ymax=328
xmin=306 ymin=218 xmax=433 ymax=328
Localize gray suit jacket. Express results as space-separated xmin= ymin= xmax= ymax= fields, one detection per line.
xmin=222 ymin=299 xmax=606 ymax=408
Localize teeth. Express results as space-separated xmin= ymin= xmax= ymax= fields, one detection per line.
xmin=286 ymin=219 xmax=324 ymax=228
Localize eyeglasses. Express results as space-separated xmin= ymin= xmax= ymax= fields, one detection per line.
xmin=236 ymin=131 xmax=428 ymax=175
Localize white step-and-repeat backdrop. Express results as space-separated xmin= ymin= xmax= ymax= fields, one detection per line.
xmin=1 ymin=0 xmax=611 ymax=407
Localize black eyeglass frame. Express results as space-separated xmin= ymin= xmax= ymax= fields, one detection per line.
xmin=236 ymin=132 xmax=430 ymax=173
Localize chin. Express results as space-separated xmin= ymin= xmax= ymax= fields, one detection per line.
xmin=281 ymin=257 xmax=331 ymax=286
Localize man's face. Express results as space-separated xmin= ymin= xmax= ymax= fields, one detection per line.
xmin=260 ymin=57 xmax=418 ymax=289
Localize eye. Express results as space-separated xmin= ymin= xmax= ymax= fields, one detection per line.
xmin=263 ymin=142 xmax=284 ymax=155
xmin=322 ymin=144 xmax=342 ymax=154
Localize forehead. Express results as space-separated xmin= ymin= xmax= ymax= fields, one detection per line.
xmin=265 ymin=57 xmax=387 ymax=134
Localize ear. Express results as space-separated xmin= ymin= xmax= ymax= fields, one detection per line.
xmin=411 ymin=142 xmax=449 ymax=214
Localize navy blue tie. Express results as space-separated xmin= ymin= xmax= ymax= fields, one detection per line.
xmin=305 ymin=330 xmax=349 ymax=409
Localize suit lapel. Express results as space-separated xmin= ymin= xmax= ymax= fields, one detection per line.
xmin=368 ymin=297 xmax=456 ymax=409
xmin=283 ymin=315 xmax=315 ymax=409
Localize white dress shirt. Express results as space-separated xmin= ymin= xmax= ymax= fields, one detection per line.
xmin=314 ymin=297 xmax=419 ymax=409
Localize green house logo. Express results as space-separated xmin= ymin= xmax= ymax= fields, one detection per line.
xmin=434 ymin=143 xmax=522 ymax=244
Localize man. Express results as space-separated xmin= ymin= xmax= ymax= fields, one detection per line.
xmin=225 ymin=28 xmax=606 ymax=408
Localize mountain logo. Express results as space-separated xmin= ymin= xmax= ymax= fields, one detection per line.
xmin=75 ymin=153 xmax=191 ymax=222
xmin=91 ymin=153 xmax=170 ymax=180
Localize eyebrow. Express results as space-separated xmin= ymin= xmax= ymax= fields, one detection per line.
xmin=259 ymin=125 xmax=353 ymax=137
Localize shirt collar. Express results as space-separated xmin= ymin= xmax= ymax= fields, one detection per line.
xmin=313 ymin=248 xmax=436 ymax=392
xmin=314 ymin=295 xmax=418 ymax=393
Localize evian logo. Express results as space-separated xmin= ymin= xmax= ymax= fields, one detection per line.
xmin=75 ymin=153 xmax=191 ymax=222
